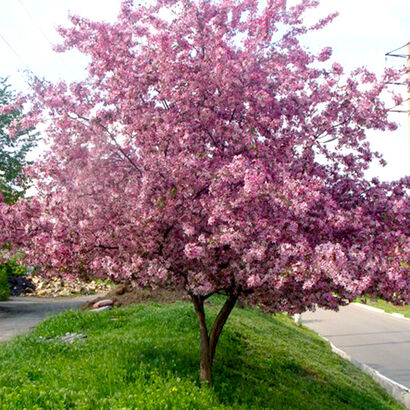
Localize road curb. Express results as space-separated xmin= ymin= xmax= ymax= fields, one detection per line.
xmin=323 ymin=336 xmax=410 ymax=408
xmin=352 ymin=303 xmax=410 ymax=323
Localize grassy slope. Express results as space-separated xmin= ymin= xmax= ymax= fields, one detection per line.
xmin=0 ymin=299 xmax=403 ymax=409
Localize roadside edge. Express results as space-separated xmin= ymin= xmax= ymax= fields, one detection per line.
xmin=352 ymin=303 xmax=410 ymax=323
xmin=324 ymin=336 xmax=410 ymax=408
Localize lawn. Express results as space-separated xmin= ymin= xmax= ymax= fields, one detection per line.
xmin=0 ymin=298 xmax=403 ymax=409
xmin=358 ymin=298 xmax=410 ymax=319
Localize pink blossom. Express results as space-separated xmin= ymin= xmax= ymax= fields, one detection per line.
xmin=318 ymin=46 xmax=332 ymax=62
xmin=184 ymin=243 xmax=203 ymax=259
xmin=332 ymin=62 xmax=343 ymax=75
xmin=0 ymin=0 xmax=407 ymax=320
xmin=247 ymin=274 xmax=263 ymax=288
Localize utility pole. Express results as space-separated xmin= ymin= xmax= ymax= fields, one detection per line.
xmin=407 ymin=42 xmax=410 ymax=171
xmin=385 ymin=42 xmax=410 ymax=172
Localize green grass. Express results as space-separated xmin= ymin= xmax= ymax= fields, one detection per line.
xmin=0 ymin=298 xmax=403 ymax=409
xmin=358 ymin=298 xmax=410 ymax=319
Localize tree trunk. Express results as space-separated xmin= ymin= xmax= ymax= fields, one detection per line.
xmin=191 ymin=294 xmax=213 ymax=385
xmin=191 ymin=292 xmax=238 ymax=386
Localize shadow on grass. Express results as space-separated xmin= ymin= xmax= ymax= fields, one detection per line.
xmin=211 ymin=321 xmax=396 ymax=410
xmin=108 ymin=309 xmax=399 ymax=409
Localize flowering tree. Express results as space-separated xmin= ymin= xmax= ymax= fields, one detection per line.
xmin=1 ymin=0 xmax=409 ymax=385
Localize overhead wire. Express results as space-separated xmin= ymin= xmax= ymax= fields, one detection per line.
xmin=16 ymin=0 xmax=72 ymax=78
xmin=0 ymin=31 xmax=31 ymax=71
xmin=384 ymin=41 xmax=409 ymax=113
xmin=385 ymin=42 xmax=409 ymax=58
xmin=17 ymin=0 xmax=55 ymax=48
xmin=0 ymin=29 xmax=39 ymax=87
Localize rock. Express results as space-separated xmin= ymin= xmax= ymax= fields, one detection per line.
xmin=59 ymin=332 xmax=87 ymax=343
xmin=27 ymin=274 xmax=113 ymax=297
xmin=24 ymin=287 xmax=35 ymax=294
xmin=93 ymin=299 xmax=114 ymax=309
xmin=91 ymin=305 xmax=112 ymax=312
xmin=293 ymin=313 xmax=302 ymax=326
xmin=8 ymin=276 xmax=36 ymax=296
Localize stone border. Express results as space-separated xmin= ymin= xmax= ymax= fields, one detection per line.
xmin=323 ymin=336 xmax=410 ymax=408
xmin=352 ymin=302 xmax=410 ymax=323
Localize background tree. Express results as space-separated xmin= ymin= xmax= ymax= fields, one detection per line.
xmin=0 ymin=78 xmax=36 ymax=299
xmin=1 ymin=0 xmax=408 ymax=385
xmin=0 ymin=77 xmax=36 ymax=204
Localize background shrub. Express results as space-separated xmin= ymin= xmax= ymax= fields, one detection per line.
xmin=0 ymin=266 xmax=10 ymax=300
xmin=0 ymin=252 xmax=28 ymax=300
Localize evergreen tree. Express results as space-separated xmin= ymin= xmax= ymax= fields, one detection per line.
xmin=0 ymin=78 xmax=36 ymax=204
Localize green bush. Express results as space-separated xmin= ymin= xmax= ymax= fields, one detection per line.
xmin=0 ymin=261 xmax=27 ymax=278
xmin=0 ymin=251 xmax=28 ymax=278
xmin=0 ymin=252 xmax=27 ymax=301
xmin=0 ymin=266 xmax=10 ymax=301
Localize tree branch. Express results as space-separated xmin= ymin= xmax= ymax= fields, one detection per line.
xmin=67 ymin=113 xmax=142 ymax=176
xmin=209 ymin=291 xmax=238 ymax=362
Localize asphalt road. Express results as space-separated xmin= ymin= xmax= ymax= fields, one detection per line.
xmin=302 ymin=304 xmax=410 ymax=389
xmin=0 ymin=296 xmax=95 ymax=343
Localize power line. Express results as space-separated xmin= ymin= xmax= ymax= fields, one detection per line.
xmin=17 ymin=0 xmax=70 ymax=78
xmin=17 ymin=0 xmax=56 ymax=47
xmin=0 ymin=31 xmax=31 ymax=71
xmin=384 ymin=41 xmax=409 ymax=115
xmin=385 ymin=42 xmax=409 ymax=58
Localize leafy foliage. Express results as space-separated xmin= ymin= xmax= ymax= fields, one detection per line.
xmin=0 ymin=252 xmax=28 ymax=277
xmin=0 ymin=253 xmax=28 ymax=301
xmin=0 ymin=266 xmax=10 ymax=301
xmin=0 ymin=78 xmax=36 ymax=283
xmin=0 ymin=78 xmax=36 ymax=204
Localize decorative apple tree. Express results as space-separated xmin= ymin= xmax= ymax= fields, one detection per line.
xmin=1 ymin=0 xmax=408 ymax=385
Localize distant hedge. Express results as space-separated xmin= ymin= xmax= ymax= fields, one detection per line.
xmin=0 ymin=267 xmax=10 ymax=301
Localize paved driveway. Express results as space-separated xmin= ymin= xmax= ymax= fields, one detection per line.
xmin=0 ymin=296 xmax=95 ymax=343
xmin=302 ymin=304 xmax=410 ymax=389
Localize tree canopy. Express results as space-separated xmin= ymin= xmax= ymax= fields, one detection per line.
xmin=0 ymin=0 xmax=408 ymax=384
xmin=0 ymin=78 xmax=36 ymax=204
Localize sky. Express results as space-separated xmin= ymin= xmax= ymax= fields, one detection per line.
xmin=0 ymin=0 xmax=409 ymax=181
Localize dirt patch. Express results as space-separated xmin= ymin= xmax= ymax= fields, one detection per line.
xmin=82 ymin=284 xmax=191 ymax=310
